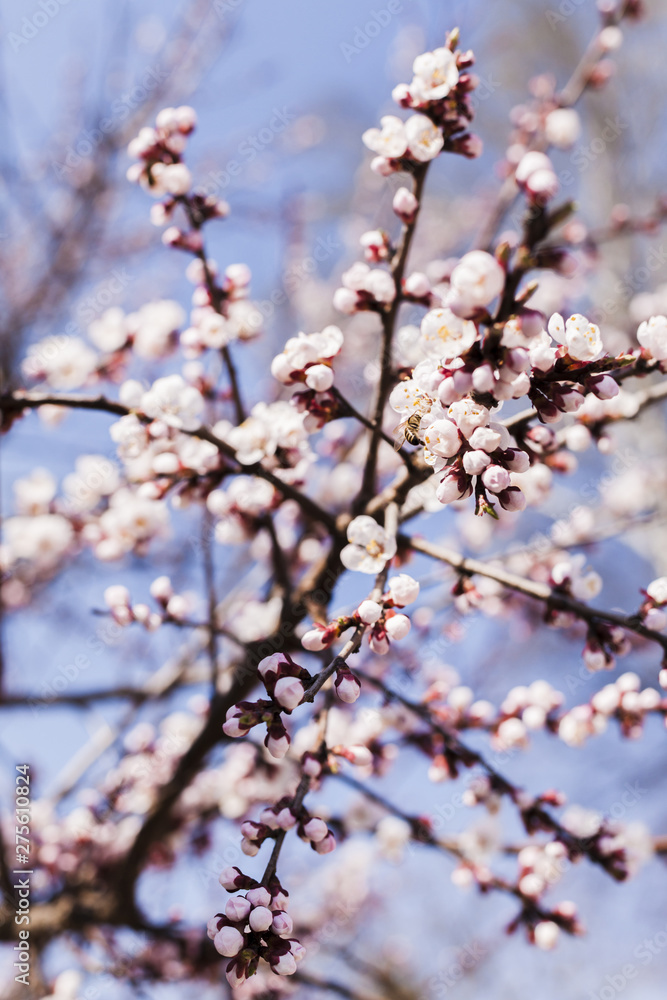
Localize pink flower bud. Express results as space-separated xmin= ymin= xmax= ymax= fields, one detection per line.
xmin=498 ymin=487 xmax=526 ymax=512
xmin=274 ymin=676 xmax=305 ymax=711
xmin=218 ymin=866 xmax=244 ymax=891
xmin=388 ymin=573 xmax=420 ymax=606
xmin=305 ymin=364 xmax=334 ymax=392
xmin=590 ymin=374 xmax=619 ymax=399
xmin=246 ymin=886 xmax=272 ymax=908
xmin=267 ymin=731 xmax=290 ymax=759
xmin=258 ymin=652 xmax=285 ymax=678
xmin=301 ymin=628 xmax=329 ymax=651
xmin=343 ymin=745 xmax=373 ymax=766
xmin=132 ymin=603 xmax=151 ymax=624
xmin=644 ymin=607 xmax=667 ymax=632
xmin=272 ymin=952 xmax=297 ymax=976
xmin=272 ymin=911 xmax=294 ymax=937
xmin=392 ymin=186 xmax=419 ymax=222
xmin=207 ymin=915 xmax=221 ymax=938
xmin=104 ymin=585 xmax=130 ymax=609
xmin=225 ymin=964 xmax=246 ymax=989
xmin=335 ymin=670 xmax=361 ymax=704
xmin=385 ymin=613 xmax=411 ymax=640
xmin=515 ymin=151 xmax=552 ymax=185
xmin=436 ymin=469 xmax=472 ymax=504
xmin=214 ymin=925 xmax=245 ymax=957
xmin=302 ymin=752 xmax=322 ymax=777
xmin=526 ymin=168 xmax=559 ymax=204
xmin=260 ymin=808 xmax=279 ymax=829
xmin=370 ymin=632 xmax=390 ymax=655
xmin=358 ymin=599 xmax=383 ymax=624
xmin=472 ymin=363 xmax=495 ymax=394
xmin=370 ymin=155 xmax=396 ymax=176
xmin=534 ymin=920 xmax=559 ymax=951
xmin=249 ymin=905 xmax=274 ymax=932
xmin=503 ymin=448 xmax=530 ymax=473
xmin=333 ymin=287 xmax=359 ymax=314
xmin=290 ymin=940 xmax=306 ymax=963
xmin=303 ymin=817 xmax=328 ymax=843
xmin=166 ymin=594 xmax=188 ymax=620
xmin=481 ymin=465 xmax=511 ymax=494
xmin=314 ymin=831 xmax=336 ymax=854
xmin=463 ymin=449 xmax=491 ymax=475
xmin=404 ymin=271 xmax=430 ymax=297
xmin=222 ymin=707 xmax=249 ymax=739
xmin=276 ymin=807 xmax=297 ymax=830
xmin=225 ymin=896 xmax=251 ymax=922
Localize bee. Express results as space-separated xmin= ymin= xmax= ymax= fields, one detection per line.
xmin=394 ymin=397 xmax=432 ymax=450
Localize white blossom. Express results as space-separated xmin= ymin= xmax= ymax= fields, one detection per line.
xmin=341 ymin=515 xmax=397 ymax=574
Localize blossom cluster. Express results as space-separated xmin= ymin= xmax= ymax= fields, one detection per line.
xmin=223 ymin=653 xmax=313 ymax=757
xmin=210 ymin=868 xmax=304 ymax=985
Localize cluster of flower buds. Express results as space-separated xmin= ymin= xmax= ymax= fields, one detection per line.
xmin=558 ymin=672 xmax=664 ymax=747
xmin=209 ymin=868 xmax=304 ymax=985
xmin=127 ymin=108 xmax=229 ymax=231
xmin=360 ymin=228 xmax=392 ymax=263
xmin=494 ymin=680 xmax=565 ymax=748
xmin=517 ymin=840 xmax=569 ymax=896
xmin=181 ymin=260 xmax=262 ymax=355
xmin=515 ymin=151 xmax=560 ymax=205
xmin=549 ymin=553 xmax=603 ymax=602
xmin=222 ymin=653 xmax=313 ymax=758
xmin=271 ymin=326 xmax=344 ymax=393
xmin=127 ymin=106 xmax=198 ymax=199
xmin=239 ymin=800 xmax=336 ymax=858
xmin=639 ymin=575 xmax=667 ymax=632
xmin=205 ymin=477 xmax=277 ymax=545
xmin=333 ymin=261 xmax=396 ymax=314
xmin=363 ymin=30 xmax=482 ymax=175
xmin=301 ymin=573 xmax=420 ymax=684
xmin=580 ymin=621 xmax=631 ymax=672
xmin=387 ymin=294 xmax=635 ymax=514
xmin=103 ymin=576 xmax=195 ymax=630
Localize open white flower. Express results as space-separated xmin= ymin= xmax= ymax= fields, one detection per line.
xmin=410 ymin=47 xmax=459 ymax=103
xmin=362 ymin=115 xmax=407 ymax=158
xmin=88 ymin=308 xmax=129 ymax=352
xmin=140 ymin=374 xmax=205 ymax=431
xmin=127 ymin=300 xmax=185 ymax=359
xmin=405 ymin=114 xmax=444 ymax=162
xmin=22 ymin=336 xmax=97 ymax=390
xmin=340 ymin=515 xmax=397 ymax=574
xmin=420 ymin=307 xmax=478 ymax=359
xmin=548 ymin=313 xmax=603 ymax=362
xmin=446 ymin=251 xmax=505 ymax=317
xmin=637 ymin=315 xmax=667 ymax=361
